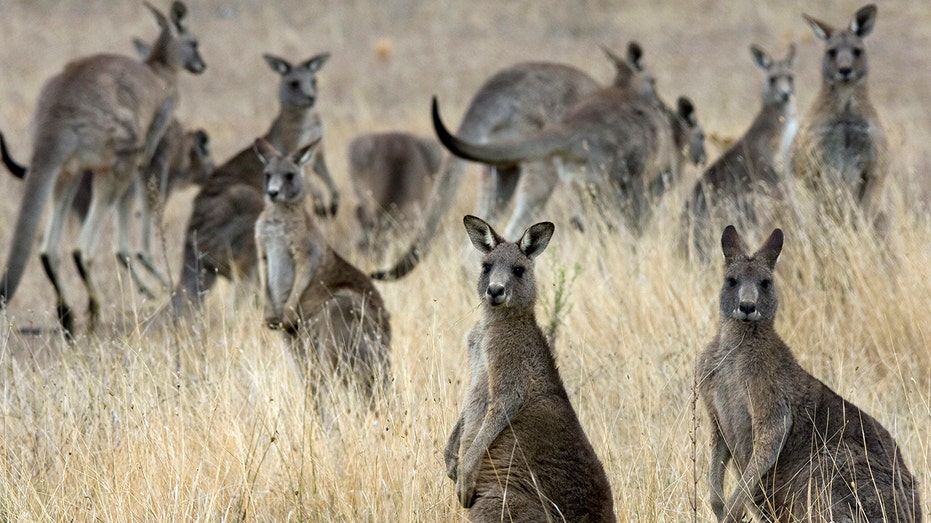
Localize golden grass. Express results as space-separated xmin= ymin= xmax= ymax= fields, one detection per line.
xmin=0 ymin=0 xmax=930 ymax=521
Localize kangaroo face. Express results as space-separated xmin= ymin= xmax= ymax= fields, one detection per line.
xmin=673 ymin=96 xmax=706 ymax=166
xmin=719 ymin=226 xmax=783 ymax=323
xmin=264 ymin=53 xmax=331 ymax=109
xmin=804 ymin=4 xmax=876 ymax=87
xmin=752 ymin=44 xmax=796 ymax=106
xmin=602 ymin=41 xmax=656 ymax=100
xmin=463 ymin=216 xmax=554 ymax=310
xmin=254 ymin=137 xmax=320 ymax=204
xmin=148 ymin=2 xmax=206 ymax=74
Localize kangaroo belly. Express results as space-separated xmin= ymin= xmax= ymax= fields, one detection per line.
xmin=818 ymin=116 xmax=872 ymax=185
xmin=265 ymin=241 xmax=294 ymax=310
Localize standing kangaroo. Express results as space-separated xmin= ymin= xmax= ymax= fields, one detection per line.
xmin=254 ymin=138 xmax=390 ymax=400
xmin=172 ymin=52 xmax=338 ymax=313
xmin=445 ymin=215 xmax=615 ymax=521
xmin=790 ymin=4 xmax=886 ymax=219
xmin=696 ymin=225 xmax=920 ymax=522
xmin=348 ymin=131 xmax=442 ymax=253
xmin=683 ymin=44 xmax=797 ymax=260
xmin=0 ymin=1 xmax=205 ymax=336
xmin=0 ymin=121 xmax=213 ymax=295
xmin=372 ymin=42 xmax=656 ymax=281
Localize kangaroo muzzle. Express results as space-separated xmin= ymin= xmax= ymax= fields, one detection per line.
xmin=485 ymin=282 xmax=506 ymax=306
xmin=733 ymin=285 xmax=762 ymax=321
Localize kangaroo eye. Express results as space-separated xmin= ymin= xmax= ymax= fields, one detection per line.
xmin=285 ymin=172 xmax=295 ymax=182
xmin=760 ymin=279 xmax=772 ymax=290
xmin=852 ymin=47 xmax=863 ymax=58
xmin=512 ymin=266 xmax=525 ymax=278
xmin=481 ymin=263 xmax=491 ymax=275
xmin=290 ymin=80 xmax=300 ymax=90
xmin=264 ymin=173 xmax=270 ymax=183
xmin=827 ymin=49 xmax=838 ymax=59
xmin=726 ymin=277 xmax=738 ymax=288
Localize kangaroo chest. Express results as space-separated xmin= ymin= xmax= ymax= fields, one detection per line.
xmin=259 ymin=216 xmax=297 ymax=309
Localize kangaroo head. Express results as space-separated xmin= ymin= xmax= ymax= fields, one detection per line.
xmin=750 ymin=43 xmax=796 ymax=106
xmin=254 ymin=137 xmax=320 ymax=204
xmin=601 ymin=41 xmax=656 ymax=99
xmin=803 ymin=4 xmax=876 ymax=86
xmin=672 ymin=96 xmax=706 ymax=166
xmin=463 ymin=215 xmax=554 ymax=311
xmin=264 ymin=52 xmax=331 ymax=109
xmin=719 ymin=225 xmax=783 ymax=323
xmin=144 ymin=1 xmax=206 ymax=74
xmin=183 ymin=129 xmax=214 ymax=186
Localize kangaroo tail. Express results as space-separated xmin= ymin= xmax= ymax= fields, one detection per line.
xmin=0 ymin=151 xmax=63 ymax=306
xmin=0 ymin=131 xmax=27 ymax=179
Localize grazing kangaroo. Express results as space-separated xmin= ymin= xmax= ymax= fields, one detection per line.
xmin=445 ymin=215 xmax=615 ymax=521
xmin=348 ymin=131 xmax=442 ymax=252
xmin=172 ymin=52 xmax=338 ymax=313
xmin=0 ymin=121 xmax=212 ymax=295
xmin=696 ymin=225 xmax=920 ymax=522
xmin=254 ymin=138 xmax=390 ymax=400
xmin=790 ymin=4 xmax=886 ymax=219
xmin=372 ymin=42 xmax=656 ymax=281
xmin=0 ymin=1 xmax=205 ymax=336
xmin=683 ymin=44 xmax=797 ymax=260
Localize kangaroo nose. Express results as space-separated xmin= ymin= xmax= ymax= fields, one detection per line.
xmin=738 ymin=302 xmax=756 ymax=315
xmin=486 ymin=283 xmax=506 ymax=305
xmin=838 ymin=67 xmax=853 ymax=79
xmin=267 ymin=188 xmax=279 ymax=199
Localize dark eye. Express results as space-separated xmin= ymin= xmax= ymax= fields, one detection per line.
xmin=726 ymin=277 xmax=738 ymax=288
xmin=769 ymin=77 xmax=777 ymax=86
xmin=852 ymin=47 xmax=863 ymax=58
xmin=512 ymin=266 xmax=525 ymax=278
xmin=760 ymin=279 xmax=772 ymax=290
xmin=481 ymin=263 xmax=491 ymax=274
xmin=290 ymin=80 xmax=300 ymax=90
xmin=827 ymin=49 xmax=837 ymax=59
xmin=264 ymin=173 xmax=270 ymax=183
xmin=285 ymin=172 xmax=294 ymax=182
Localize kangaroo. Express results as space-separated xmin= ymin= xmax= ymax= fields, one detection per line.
xmin=348 ymin=131 xmax=442 ymax=253
xmin=431 ymin=88 xmax=705 ymax=238
xmin=445 ymin=215 xmax=615 ymax=521
xmin=372 ymin=42 xmax=655 ymax=281
xmin=0 ymin=1 xmax=205 ymax=336
xmin=790 ymin=4 xmax=886 ymax=219
xmin=696 ymin=225 xmax=920 ymax=523
xmin=254 ymin=138 xmax=390 ymax=400
xmin=683 ymin=44 xmax=797 ymax=260
xmin=1 ymin=122 xmax=213 ymax=294
xmin=172 ymin=52 xmax=338 ymax=313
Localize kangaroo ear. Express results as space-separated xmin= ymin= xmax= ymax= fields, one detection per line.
xmin=194 ymin=129 xmax=209 ymax=151
xmin=750 ymin=45 xmax=772 ymax=70
xmin=519 ymin=222 xmax=555 ymax=259
xmin=133 ymin=38 xmax=151 ymax=60
xmin=303 ymin=52 xmax=331 ymax=73
xmin=463 ymin=215 xmax=502 ymax=254
xmin=755 ymin=228 xmax=784 ymax=269
xmin=144 ymin=2 xmax=171 ymax=33
xmin=626 ymin=41 xmax=645 ymax=71
xmin=677 ymin=96 xmax=697 ymax=125
xmin=850 ymin=4 xmax=877 ymax=37
xmin=263 ymin=54 xmax=292 ymax=75
xmin=721 ymin=225 xmax=748 ymax=265
xmin=602 ymin=45 xmax=634 ymax=85
xmin=803 ymin=13 xmax=833 ymax=41
xmin=169 ymin=1 xmax=188 ymax=30
xmin=253 ymin=138 xmax=278 ymax=165
xmin=292 ymin=137 xmax=322 ymax=167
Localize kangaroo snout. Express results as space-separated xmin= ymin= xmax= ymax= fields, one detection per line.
xmin=485 ymin=283 xmax=506 ymax=305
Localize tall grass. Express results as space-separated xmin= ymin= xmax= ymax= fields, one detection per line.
xmin=0 ymin=1 xmax=929 ymax=521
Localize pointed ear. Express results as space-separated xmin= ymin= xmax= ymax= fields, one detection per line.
xmin=292 ymin=137 xmax=322 ymax=167
xmin=253 ymin=138 xmax=278 ymax=165
xmin=850 ymin=4 xmax=877 ymax=38
xmin=303 ymin=52 xmax=331 ymax=73
xmin=519 ymin=222 xmax=555 ymax=259
xmin=132 ymin=38 xmax=151 ymax=60
xmin=463 ymin=215 xmax=502 ymax=254
xmin=754 ymin=228 xmax=784 ymax=269
xmin=263 ymin=54 xmax=292 ymax=75
xmin=626 ymin=41 xmax=645 ymax=71
xmin=600 ymin=45 xmax=625 ymax=70
xmin=803 ymin=13 xmax=833 ymax=41
xmin=194 ymin=129 xmax=210 ymax=153
xmin=602 ymin=45 xmax=634 ymax=84
xmin=677 ymin=96 xmax=697 ymax=126
xmin=784 ymin=43 xmax=797 ymax=67
xmin=144 ymin=1 xmax=170 ymax=32
xmin=750 ymin=45 xmax=772 ymax=70
xmin=169 ymin=1 xmax=188 ymax=30
xmin=721 ymin=225 xmax=748 ymax=265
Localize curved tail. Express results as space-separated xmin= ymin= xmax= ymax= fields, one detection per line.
xmin=0 ymin=132 xmax=27 ymax=179
xmin=0 ymin=153 xmax=62 ymax=306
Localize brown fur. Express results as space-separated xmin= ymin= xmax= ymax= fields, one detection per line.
xmin=696 ymin=225 xmax=920 ymax=522
xmin=790 ymin=4 xmax=887 ymax=219
xmin=348 ymin=131 xmax=442 ymax=252
xmin=683 ymin=44 xmax=797 ymax=260
xmin=446 ymin=215 xmax=615 ymax=522
xmin=254 ymin=139 xmax=390 ymax=400
xmin=172 ymin=52 xmax=338 ymax=313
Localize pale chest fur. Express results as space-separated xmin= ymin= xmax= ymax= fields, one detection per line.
xmin=257 ymin=207 xmax=308 ymax=312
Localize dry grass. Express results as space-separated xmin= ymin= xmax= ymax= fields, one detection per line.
xmin=0 ymin=0 xmax=929 ymax=521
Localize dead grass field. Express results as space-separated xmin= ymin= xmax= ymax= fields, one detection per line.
xmin=0 ymin=0 xmax=929 ymax=521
